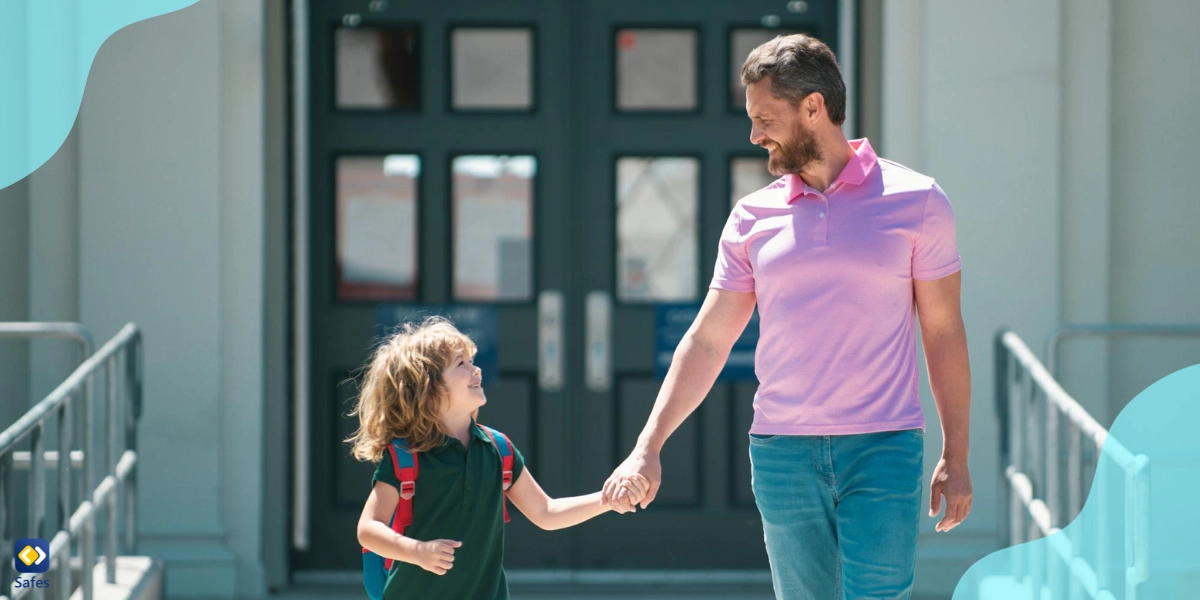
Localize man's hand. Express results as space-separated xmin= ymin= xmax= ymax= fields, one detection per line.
xmin=601 ymin=447 xmax=662 ymax=513
xmin=929 ymin=456 xmax=972 ymax=532
xmin=412 ymin=539 xmax=461 ymax=575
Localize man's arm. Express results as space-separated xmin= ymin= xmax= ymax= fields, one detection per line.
xmin=914 ymin=270 xmax=973 ymax=532
xmin=601 ymin=288 xmax=756 ymax=510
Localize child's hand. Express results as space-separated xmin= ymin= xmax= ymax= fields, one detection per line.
xmin=413 ymin=539 xmax=462 ymax=575
xmin=613 ymin=473 xmax=650 ymax=511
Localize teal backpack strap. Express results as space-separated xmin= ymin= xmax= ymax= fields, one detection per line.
xmin=363 ymin=438 xmax=418 ymax=600
xmin=479 ymin=425 xmax=514 ymax=523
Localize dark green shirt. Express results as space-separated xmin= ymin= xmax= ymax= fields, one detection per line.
xmin=372 ymin=422 xmax=525 ymax=600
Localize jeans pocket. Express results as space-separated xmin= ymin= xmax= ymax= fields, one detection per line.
xmin=749 ymin=433 xmax=779 ymax=445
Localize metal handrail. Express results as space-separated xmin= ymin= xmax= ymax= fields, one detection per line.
xmin=0 ymin=323 xmax=142 ymax=600
xmin=1045 ymin=323 xmax=1200 ymax=379
xmin=996 ymin=328 xmax=1150 ymax=600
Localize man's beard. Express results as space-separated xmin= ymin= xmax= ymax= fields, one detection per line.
xmin=766 ymin=122 xmax=822 ymax=176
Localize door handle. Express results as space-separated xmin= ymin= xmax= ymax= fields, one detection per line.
xmin=585 ymin=291 xmax=611 ymax=392
xmin=538 ymin=290 xmax=564 ymax=391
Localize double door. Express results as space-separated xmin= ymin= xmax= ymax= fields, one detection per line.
xmin=298 ymin=0 xmax=839 ymax=572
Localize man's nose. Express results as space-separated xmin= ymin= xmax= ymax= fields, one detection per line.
xmin=750 ymin=126 xmax=764 ymax=146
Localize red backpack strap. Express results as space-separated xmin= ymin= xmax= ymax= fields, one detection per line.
xmin=384 ymin=439 xmax=418 ymax=569
xmin=478 ymin=425 xmax=515 ymax=524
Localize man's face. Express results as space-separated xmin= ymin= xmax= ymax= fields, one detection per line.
xmin=746 ymin=80 xmax=822 ymax=176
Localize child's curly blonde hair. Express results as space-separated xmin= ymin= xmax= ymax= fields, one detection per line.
xmin=346 ymin=316 xmax=478 ymax=460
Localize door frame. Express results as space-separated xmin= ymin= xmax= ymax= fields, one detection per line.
xmin=283 ymin=0 xmax=861 ymax=580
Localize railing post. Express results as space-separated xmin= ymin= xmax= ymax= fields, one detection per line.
xmin=1133 ymin=457 xmax=1150 ymax=594
xmin=1124 ymin=462 xmax=1135 ymax=600
xmin=1011 ymin=361 xmax=1025 ymax=548
xmin=81 ymin=370 xmax=93 ymax=600
xmin=106 ymin=357 xmax=119 ymax=584
xmin=1068 ymin=424 xmax=1082 ymax=521
xmin=57 ymin=402 xmax=72 ymax=600
xmin=1 ymin=452 xmax=13 ymax=592
xmin=126 ymin=335 xmax=143 ymax=553
xmin=1095 ymin=449 xmax=1109 ymax=595
xmin=995 ymin=330 xmax=1011 ymax=548
xmin=29 ymin=424 xmax=46 ymax=600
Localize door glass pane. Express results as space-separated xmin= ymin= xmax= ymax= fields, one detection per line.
xmin=616 ymin=29 xmax=697 ymax=111
xmin=336 ymin=155 xmax=420 ymax=301
xmin=616 ymin=157 xmax=698 ymax=302
xmin=453 ymin=156 xmax=536 ymax=301
xmin=731 ymin=157 xmax=777 ymax=208
xmin=336 ymin=27 xmax=419 ymax=110
xmin=730 ymin=28 xmax=803 ymax=110
xmin=452 ymin=28 xmax=533 ymax=111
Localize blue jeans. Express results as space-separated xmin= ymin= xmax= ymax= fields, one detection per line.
xmin=749 ymin=429 xmax=924 ymax=600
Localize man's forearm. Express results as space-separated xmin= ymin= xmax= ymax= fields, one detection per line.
xmin=923 ymin=321 xmax=971 ymax=460
xmin=636 ymin=333 xmax=730 ymax=453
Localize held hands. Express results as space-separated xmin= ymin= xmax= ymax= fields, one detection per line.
xmin=601 ymin=473 xmax=651 ymax=512
xmin=413 ymin=539 xmax=462 ymax=575
xmin=929 ymin=456 xmax=973 ymax=532
xmin=601 ymin=447 xmax=663 ymax=514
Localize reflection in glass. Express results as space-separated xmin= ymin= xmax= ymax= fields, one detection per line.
xmin=453 ymin=156 xmax=536 ymax=301
xmin=452 ymin=28 xmax=533 ymax=110
xmin=730 ymin=28 xmax=803 ymax=109
xmin=616 ymin=157 xmax=699 ymax=302
xmin=336 ymin=27 xmax=420 ymax=110
xmin=731 ymin=157 xmax=778 ymax=207
xmin=616 ymin=29 xmax=697 ymax=111
xmin=337 ymin=155 xmax=420 ymax=301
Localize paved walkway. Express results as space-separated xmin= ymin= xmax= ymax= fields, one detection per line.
xmin=258 ymin=584 xmax=949 ymax=600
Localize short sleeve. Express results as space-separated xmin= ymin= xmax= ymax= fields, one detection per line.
xmin=912 ymin=183 xmax=962 ymax=280
xmin=372 ymin=447 xmax=401 ymax=490
xmin=709 ymin=208 xmax=755 ymax=292
xmin=510 ymin=442 xmax=526 ymax=482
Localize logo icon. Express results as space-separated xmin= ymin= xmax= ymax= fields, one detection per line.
xmin=14 ymin=539 xmax=49 ymax=574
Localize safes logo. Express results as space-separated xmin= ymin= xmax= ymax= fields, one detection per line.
xmin=14 ymin=539 xmax=49 ymax=574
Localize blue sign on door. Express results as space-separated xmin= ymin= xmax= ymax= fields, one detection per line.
xmin=655 ymin=304 xmax=759 ymax=381
xmin=376 ymin=304 xmax=499 ymax=383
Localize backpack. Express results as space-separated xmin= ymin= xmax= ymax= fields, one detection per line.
xmin=362 ymin=425 xmax=515 ymax=600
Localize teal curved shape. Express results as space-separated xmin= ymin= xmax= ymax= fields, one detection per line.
xmin=0 ymin=0 xmax=198 ymax=190
xmin=955 ymin=364 xmax=1200 ymax=599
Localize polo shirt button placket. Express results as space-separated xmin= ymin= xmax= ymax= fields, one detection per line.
xmin=815 ymin=194 xmax=830 ymax=244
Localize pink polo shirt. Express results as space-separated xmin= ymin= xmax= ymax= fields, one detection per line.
xmin=712 ymin=139 xmax=961 ymax=435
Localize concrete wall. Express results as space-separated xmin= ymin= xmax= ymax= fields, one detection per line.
xmin=884 ymin=0 xmax=1200 ymax=595
xmin=76 ymin=0 xmax=267 ymax=596
xmin=1107 ymin=0 xmax=1200 ymax=412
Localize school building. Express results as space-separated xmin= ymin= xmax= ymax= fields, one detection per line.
xmin=2 ymin=1 xmax=1199 ymax=599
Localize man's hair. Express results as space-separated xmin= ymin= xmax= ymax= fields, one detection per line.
xmin=740 ymin=34 xmax=846 ymax=126
xmin=345 ymin=316 xmax=478 ymax=459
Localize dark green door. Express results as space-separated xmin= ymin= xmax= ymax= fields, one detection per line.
xmin=298 ymin=0 xmax=837 ymax=573
xmin=565 ymin=0 xmax=836 ymax=569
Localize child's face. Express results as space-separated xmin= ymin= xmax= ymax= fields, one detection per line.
xmin=441 ymin=349 xmax=486 ymax=416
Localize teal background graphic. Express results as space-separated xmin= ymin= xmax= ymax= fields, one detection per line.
xmin=955 ymin=364 xmax=1200 ymax=599
xmin=0 ymin=0 xmax=198 ymax=190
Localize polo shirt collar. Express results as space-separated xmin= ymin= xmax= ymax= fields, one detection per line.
xmin=470 ymin=419 xmax=492 ymax=443
xmin=436 ymin=419 xmax=493 ymax=448
xmin=785 ymin=138 xmax=878 ymax=203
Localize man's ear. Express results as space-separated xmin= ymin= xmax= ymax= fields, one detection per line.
xmin=803 ymin=92 xmax=826 ymax=124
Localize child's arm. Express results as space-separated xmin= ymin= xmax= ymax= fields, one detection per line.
xmin=357 ymin=481 xmax=462 ymax=576
xmin=507 ymin=469 xmax=650 ymax=531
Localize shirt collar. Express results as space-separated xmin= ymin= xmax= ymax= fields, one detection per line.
xmin=785 ymin=138 xmax=878 ymax=203
xmin=470 ymin=420 xmax=492 ymax=443
xmin=437 ymin=419 xmax=493 ymax=448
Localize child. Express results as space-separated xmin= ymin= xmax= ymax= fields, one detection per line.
xmin=347 ymin=317 xmax=649 ymax=600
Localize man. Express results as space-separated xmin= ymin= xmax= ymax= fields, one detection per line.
xmin=602 ymin=34 xmax=972 ymax=599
